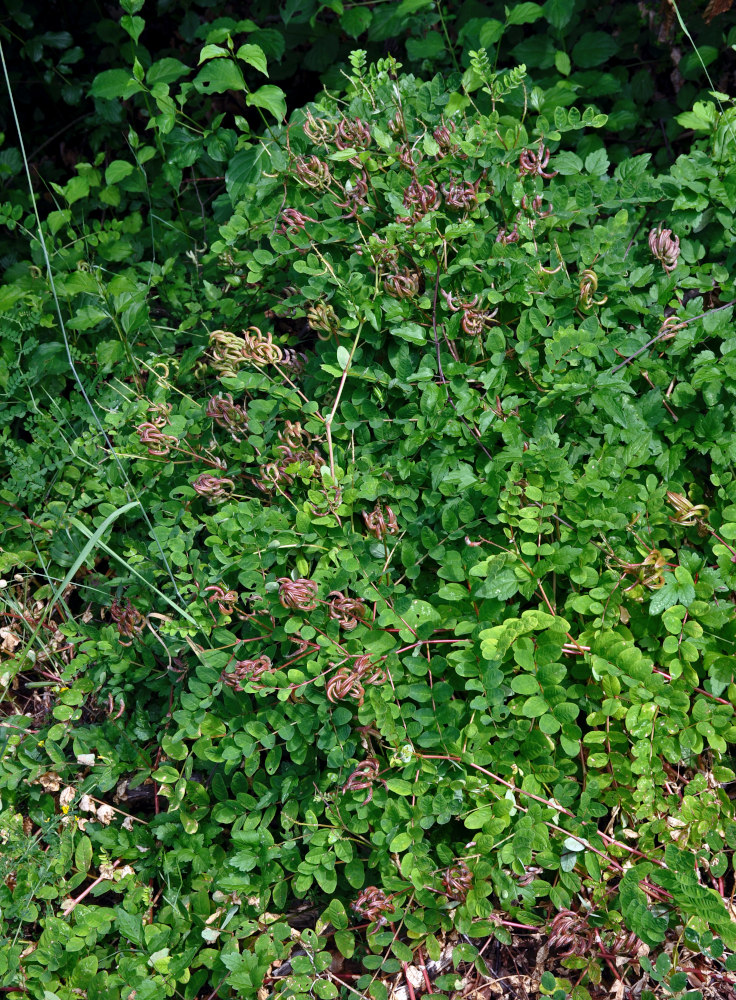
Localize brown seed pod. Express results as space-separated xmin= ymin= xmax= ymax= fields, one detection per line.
xmin=328 ymin=591 xmax=367 ymax=630
xmin=277 ymin=578 xmax=319 ymax=611
xmin=649 ymin=226 xmax=680 ymax=274
xmin=220 ymin=656 xmax=273 ymax=691
xmin=442 ymin=861 xmax=473 ymax=901
xmin=351 ymin=885 xmax=395 ymax=926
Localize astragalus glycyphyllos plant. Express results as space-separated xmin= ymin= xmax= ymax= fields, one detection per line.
xmin=4 ymin=35 xmax=736 ymax=1000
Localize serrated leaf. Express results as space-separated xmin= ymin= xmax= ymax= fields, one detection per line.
xmin=572 ymin=31 xmax=619 ymax=68
xmin=114 ymin=906 xmax=143 ymax=946
xmin=226 ymin=144 xmax=271 ymax=199
xmin=585 ymin=148 xmax=609 ymax=175
xmin=340 ymin=7 xmax=372 ymax=38
xmin=506 ymin=3 xmax=544 ymax=25
xmin=104 ymin=160 xmax=135 ymax=185
xmin=479 ymin=20 xmax=505 ymax=47
xmin=553 ymin=151 xmax=583 ymax=175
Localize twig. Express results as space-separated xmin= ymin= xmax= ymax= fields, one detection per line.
xmin=60 ymin=860 xmax=121 ymax=916
xmin=202 ymin=974 xmax=230 ymax=1000
xmin=416 ymin=946 xmax=434 ymax=994
xmin=325 ymin=326 xmax=362 ymax=480
xmin=611 ymin=300 xmax=736 ymax=373
xmin=431 ymin=257 xmax=446 ymax=385
xmin=417 ymin=754 xmax=668 ymax=872
xmin=402 ymin=963 xmax=417 ymax=1000
xmin=653 ymin=667 xmax=731 ymax=706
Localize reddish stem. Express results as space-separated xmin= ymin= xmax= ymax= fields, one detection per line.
xmin=402 ymin=962 xmax=417 ymax=1000
xmin=416 ymin=946 xmax=434 ymax=995
xmin=653 ymin=667 xmax=731 ymax=706
xmin=60 ymin=860 xmax=120 ymax=916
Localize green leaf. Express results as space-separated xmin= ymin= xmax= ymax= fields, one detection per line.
xmin=465 ymin=807 xmax=494 ymax=829
xmin=479 ymin=20 xmax=505 ymax=47
xmin=585 ymin=148 xmax=609 ymax=175
xmin=74 ymin=835 xmax=92 ymax=874
xmin=90 ymin=69 xmax=143 ymax=100
xmin=510 ymin=674 xmax=539 ymax=695
xmin=369 ymin=982 xmax=388 ymax=1000
xmin=563 ymin=836 xmax=585 ymax=852
xmin=385 ymin=778 xmax=414 ymax=795
xmin=393 ymin=322 xmax=427 ymax=345
xmin=246 ymin=85 xmax=287 ymax=121
xmin=522 ymin=695 xmax=548 ymax=717
xmin=114 ymin=906 xmax=144 ymax=946
xmin=147 ymin=58 xmax=190 ymax=85
xmin=198 ymin=44 xmax=229 ymax=63
xmin=237 ymin=44 xmax=268 ymax=76
xmin=105 ymin=160 xmax=135 ymax=185
xmin=193 ymin=60 xmax=245 ymax=94
xmin=572 ymin=31 xmax=619 ymax=68
xmin=474 ymin=568 xmax=518 ymax=601
xmin=676 ymin=101 xmax=717 ymax=132
xmin=544 ymin=0 xmax=575 ymax=29
xmin=554 ymin=51 xmax=570 ymax=76
xmin=506 ymin=3 xmax=544 ymax=25
xmin=153 ymin=766 xmax=179 ymax=783
xmin=341 ymin=7 xmax=372 ymax=38
xmin=541 ymin=972 xmax=556 ymax=991
xmin=389 ymin=831 xmax=413 ymax=852
xmin=314 ymin=982 xmax=339 ymax=999
xmin=324 ymin=898 xmax=348 ymax=930
xmin=149 ymin=948 xmax=170 ymax=974
xmin=554 ymin=151 xmax=583 ymax=175
xmin=121 ymin=15 xmax=145 ymax=44
xmin=446 ymin=92 xmax=471 ymax=116
xmin=649 ymin=571 xmax=695 ymax=615
xmin=226 ymin=144 xmax=272 ymax=199
xmin=406 ymin=33 xmax=445 ymax=61
xmin=334 ymin=930 xmax=355 ymax=957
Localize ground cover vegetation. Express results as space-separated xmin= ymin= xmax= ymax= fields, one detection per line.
xmin=2 ymin=1 xmax=736 ymax=998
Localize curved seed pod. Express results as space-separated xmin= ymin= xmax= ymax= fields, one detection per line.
xmin=649 ymin=226 xmax=680 ymax=274
xmin=328 ymin=591 xmax=367 ymax=630
xmin=277 ymin=578 xmax=319 ymax=611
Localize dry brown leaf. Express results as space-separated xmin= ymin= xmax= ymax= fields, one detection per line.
xmin=0 ymin=627 xmax=21 ymax=654
xmin=704 ymin=0 xmax=734 ymax=22
xmin=37 ymin=771 xmax=62 ymax=792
